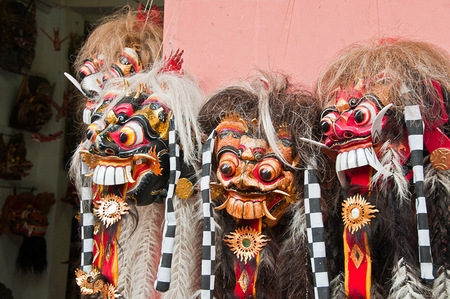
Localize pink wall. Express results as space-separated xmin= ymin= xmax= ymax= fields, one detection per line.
xmin=163 ymin=0 xmax=450 ymax=94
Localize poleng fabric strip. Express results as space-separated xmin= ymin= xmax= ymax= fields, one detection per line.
xmin=304 ymin=167 xmax=330 ymax=299
xmin=80 ymin=161 xmax=94 ymax=273
xmin=404 ymin=105 xmax=434 ymax=280
xmin=155 ymin=116 xmax=180 ymax=291
xmin=200 ymin=130 xmax=217 ymax=299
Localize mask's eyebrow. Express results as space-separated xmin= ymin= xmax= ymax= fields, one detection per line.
xmin=320 ymin=107 xmax=338 ymax=119
xmin=216 ymin=145 xmax=239 ymax=160
xmin=360 ymin=93 xmax=384 ymax=109
xmin=217 ymin=123 xmax=245 ymax=135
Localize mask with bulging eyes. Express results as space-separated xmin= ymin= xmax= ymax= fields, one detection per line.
xmin=79 ymin=45 xmax=142 ymax=98
xmin=75 ymin=45 xmax=143 ymax=124
xmin=107 ymin=45 xmax=142 ymax=78
xmin=319 ymin=79 xmax=396 ymax=187
xmin=81 ymin=90 xmax=171 ymax=214
xmin=213 ymin=114 xmax=298 ymax=228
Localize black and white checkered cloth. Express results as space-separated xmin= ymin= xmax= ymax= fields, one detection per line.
xmin=80 ymin=161 xmax=94 ymax=273
xmin=404 ymin=105 xmax=434 ymax=280
xmin=304 ymin=167 xmax=329 ymax=299
xmin=155 ymin=117 xmax=180 ymax=292
xmin=200 ymin=130 xmax=217 ymax=299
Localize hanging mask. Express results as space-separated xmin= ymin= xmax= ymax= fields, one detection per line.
xmin=0 ymin=192 xmax=55 ymax=274
xmin=316 ymin=39 xmax=450 ymax=299
xmin=214 ymin=114 xmax=298 ymax=227
xmin=0 ymin=133 xmax=33 ymax=180
xmin=72 ymin=45 xmax=143 ymax=125
xmin=319 ymin=79 xmax=394 ymax=188
xmin=10 ymin=75 xmax=54 ymax=133
xmin=199 ymin=74 xmax=322 ymax=299
xmin=65 ymin=5 xmax=163 ymax=125
xmin=0 ymin=0 xmax=36 ymax=73
xmin=73 ymin=53 xmax=206 ymax=298
xmin=79 ymin=45 xmax=142 ymax=100
xmin=75 ymin=85 xmax=173 ymax=296
xmin=82 ymin=90 xmax=170 ymax=214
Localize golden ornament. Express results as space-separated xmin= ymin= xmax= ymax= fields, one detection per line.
xmin=238 ymin=270 xmax=250 ymax=293
xmin=75 ymin=212 xmax=81 ymax=223
xmin=81 ymin=151 xmax=100 ymax=171
xmin=430 ymin=147 xmax=450 ymax=171
xmin=102 ymin=282 xmax=121 ymax=299
xmin=75 ymin=267 xmax=103 ymax=294
xmin=106 ymin=110 xmax=118 ymax=125
xmin=224 ymin=226 xmax=269 ymax=264
xmin=342 ymin=194 xmax=378 ymax=234
xmin=175 ymin=178 xmax=194 ymax=199
xmin=94 ymin=194 xmax=130 ymax=227
xmin=350 ymin=244 xmax=364 ymax=269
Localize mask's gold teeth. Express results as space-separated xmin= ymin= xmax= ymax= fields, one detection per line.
xmin=134 ymin=83 xmax=142 ymax=99
xmin=214 ymin=197 xmax=230 ymax=210
xmin=273 ymin=188 xmax=297 ymax=204
xmin=272 ymin=189 xmax=290 ymax=197
xmin=262 ymin=201 xmax=276 ymax=220
xmin=133 ymin=153 xmax=158 ymax=162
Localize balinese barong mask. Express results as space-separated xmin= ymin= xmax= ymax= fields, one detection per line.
xmin=214 ymin=114 xmax=298 ymax=227
xmin=78 ymin=45 xmax=143 ymax=99
xmin=82 ymin=90 xmax=170 ymax=210
xmin=0 ymin=192 xmax=55 ymax=274
xmin=65 ymin=5 xmax=163 ymax=124
xmin=319 ymin=79 xmax=395 ymax=187
xmin=72 ymin=45 xmax=143 ymax=124
xmin=73 ymin=54 xmax=207 ymax=297
xmin=0 ymin=192 xmax=55 ymax=238
xmin=316 ymin=39 xmax=450 ymax=299
xmin=199 ymin=74 xmax=322 ymax=298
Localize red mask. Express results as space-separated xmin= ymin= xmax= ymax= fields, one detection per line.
xmin=319 ymin=80 xmax=396 ymax=187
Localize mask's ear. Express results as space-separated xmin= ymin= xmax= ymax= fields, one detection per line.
xmin=404 ymin=105 xmax=434 ymax=281
xmin=199 ymin=130 xmax=217 ymax=299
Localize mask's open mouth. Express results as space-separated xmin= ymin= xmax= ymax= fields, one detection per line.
xmin=336 ymin=142 xmax=373 ymax=172
xmin=81 ymin=149 xmax=165 ymax=225
xmin=329 ymin=135 xmax=371 ymax=150
xmin=215 ymin=187 xmax=295 ymax=222
xmin=83 ymin=148 xmax=162 ymax=189
xmin=335 ymin=142 xmax=391 ymax=187
xmin=13 ymin=220 xmax=48 ymax=237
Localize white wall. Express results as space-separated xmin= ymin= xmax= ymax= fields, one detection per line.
xmin=0 ymin=6 xmax=85 ymax=299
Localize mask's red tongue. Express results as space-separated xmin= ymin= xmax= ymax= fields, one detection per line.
xmin=233 ymin=218 xmax=263 ymax=298
xmin=92 ymin=183 xmax=128 ymax=287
